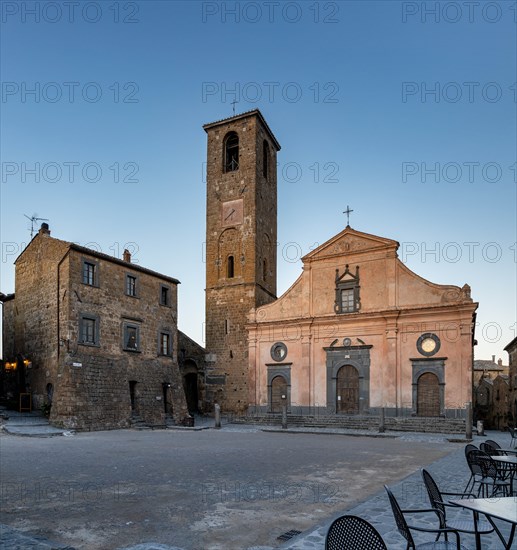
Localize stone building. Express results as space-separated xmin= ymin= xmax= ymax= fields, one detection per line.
xmin=246 ymin=226 xmax=478 ymax=420
xmin=178 ymin=330 xmax=207 ymax=414
xmin=473 ymin=355 xmax=511 ymax=429
xmin=504 ymin=336 xmax=517 ymax=426
xmin=204 ymin=110 xmax=280 ymax=413
xmin=203 ymin=109 xmax=478 ymax=425
xmin=1 ymin=224 xmax=189 ymax=430
xmin=473 ymin=355 xmax=508 ymax=386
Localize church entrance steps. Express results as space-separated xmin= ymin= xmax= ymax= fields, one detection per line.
xmin=230 ymin=414 xmax=465 ymax=434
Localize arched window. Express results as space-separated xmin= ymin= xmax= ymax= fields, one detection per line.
xmin=227 ymin=255 xmax=234 ymax=278
xmin=263 ymin=140 xmax=269 ymax=179
xmin=263 ymin=258 xmax=267 ymax=281
xmin=224 ymin=132 xmax=239 ymax=172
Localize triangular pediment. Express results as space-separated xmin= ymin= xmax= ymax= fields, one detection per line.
xmin=302 ymin=226 xmax=399 ymax=262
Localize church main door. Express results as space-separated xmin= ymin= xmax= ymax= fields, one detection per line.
xmin=336 ymin=365 xmax=359 ymax=414
xmin=417 ymin=372 xmax=440 ymax=417
xmin=271 ymin=375 xmax=288 ymax=413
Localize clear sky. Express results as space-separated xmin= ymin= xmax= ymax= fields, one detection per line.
xmin=1 ymin=0 xmax=515 ymax=361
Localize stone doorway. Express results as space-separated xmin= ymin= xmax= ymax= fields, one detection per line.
xmin=129 ymin=381 xmax=137 ymax=413
xmin=270 ymin=375 xmax=288 ymax=413
xmin=336 ymin=365 xmax=359 ymax=413
xmin=417 ymin=372 xmax=440 ymax=417
xmin=183 ymin=372 xmax=199 ymax=414
xmin=325 ymin=343 xmax=372 ymax=414
xmin=162 ymin=383 xmax=172 ymax=415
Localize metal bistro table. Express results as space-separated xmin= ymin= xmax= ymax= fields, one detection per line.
xmin=449 ymin=497 xmax=517 ymax=550
xmin=499 ymin=448 xmax=517 ymax=456
xmin=492 ymin=455 xmax=517 ymax=495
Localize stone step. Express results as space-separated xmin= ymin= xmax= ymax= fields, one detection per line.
xmin=231 ymin=414 xmax=465 ymax=434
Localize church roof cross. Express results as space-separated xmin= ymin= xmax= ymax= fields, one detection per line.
xmin=343 ymin=205 xmax=354 ymax=227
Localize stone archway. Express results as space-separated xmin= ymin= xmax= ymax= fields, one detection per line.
xmin=182 ymin=360 xmax=199 ymax=414
xmin=270 ymin=375 xmax=288 ymax=413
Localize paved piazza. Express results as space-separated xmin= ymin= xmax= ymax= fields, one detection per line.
xmin=0 ymin=426 xmax=513 ymax=549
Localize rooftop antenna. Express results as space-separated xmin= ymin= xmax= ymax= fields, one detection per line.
xmin=24 ymin=213 xmax=49 ymax=239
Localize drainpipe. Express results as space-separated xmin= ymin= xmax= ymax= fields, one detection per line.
xmin=57 ymin=249 xmax=71 ymax=360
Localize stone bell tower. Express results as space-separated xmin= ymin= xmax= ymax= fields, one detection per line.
xmin=204 ymin=110 xmax=281 ymax=413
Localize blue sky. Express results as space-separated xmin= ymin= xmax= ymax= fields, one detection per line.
xmin=1 ymin=0 xmax=515 ymax=361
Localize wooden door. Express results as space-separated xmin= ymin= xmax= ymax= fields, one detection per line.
xmin=271 ymin=376 xmax=287 ymax=413
xmin=417 ymin=372 xmax=440 ymax=417
xmin=336 ymin=365 xmax=359 ymax=413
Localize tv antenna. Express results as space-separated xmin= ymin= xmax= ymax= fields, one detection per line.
xmin=24 ymin=213 xmax=49 ymax=239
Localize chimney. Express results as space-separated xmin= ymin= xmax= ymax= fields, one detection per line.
xmin=123 ymin=249 xmax=131 ymax=263
xmin=39 ymin=223 xmax=50 ymax=235
xmin=498 ymin=358 xmax=502 ymax=367
xmin=492 ymin=355 xmax=495 ymax=363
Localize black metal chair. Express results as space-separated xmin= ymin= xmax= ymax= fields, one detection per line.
xmin=464 ymin=445 xmax=482 ymax=494
xmin=325 ymin=514 xmax=387 ymax=549
xmin=473 ymin=450 xmax=512 ymax=497
xmin=480 ymin=440 xmax=505 ymax=456
xmin=421 ymin=469 xmax=493 ymax=540
xmin=384 ymin=485 xmax=468 ymax=549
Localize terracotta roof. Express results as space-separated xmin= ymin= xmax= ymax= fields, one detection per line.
xmin=473 ymin=360 xmax=506 ymax=371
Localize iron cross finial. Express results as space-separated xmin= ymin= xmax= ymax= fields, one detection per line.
xmin=343 ymin=205 xmax=354 ymax=226
xmin=231 ymin=100 xmax=238 ymax=115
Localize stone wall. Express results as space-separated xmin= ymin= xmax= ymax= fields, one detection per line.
xmin=204 ymin=111 xmax=280 ymax=413
xmin=4 ymin=227 xmax=190 ymax=430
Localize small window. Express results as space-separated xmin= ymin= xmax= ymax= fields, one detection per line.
xmin=123 ymin=323 xmax=140 ymax=351
xmin=126 ymin=275 xmax=137 ymax=297
xmin=160 ymin=285 xmax=170 ymax=306
xmin=79 ymin=314 xmax=99 ymax=346
xmin=263 ymin=140 xmax=269 ymax=180
xmin=263 ymin=258 xmax=267 ymax=281
xmin=82 ymin=260 xmax=97 ymax=286
xmin=334 ymin=265 xmax=360 ymax=314
xmin=159 ymin=332 xmax=171 ymax=356
xmin=227 ymin=255 xmax=235 ymax=278
xmin=340 ymin=289 xmax=354 ymax=313
xmin=224 ymin=132 xmax=239 ymax=172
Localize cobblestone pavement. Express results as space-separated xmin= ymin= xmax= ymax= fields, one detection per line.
xmin=0 ymin=425 xmax=514 ymax=549
xmin=279 ymin=430 xmax=515 ymax=550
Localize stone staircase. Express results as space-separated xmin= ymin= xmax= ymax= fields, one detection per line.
xmin=230 ymin=414 xmax=466 ymax=434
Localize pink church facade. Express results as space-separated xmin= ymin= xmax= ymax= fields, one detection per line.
xmin=247 ymin=227 xmax=477 ymax=419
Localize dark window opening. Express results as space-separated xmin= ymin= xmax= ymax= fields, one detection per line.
xmin=227 ymin=255 xmax=234 ymax=278
xmin=263 ymin=258 xmax=267 ymax=281
xmin=263 ymin=140 xmax=270 ymax=179
xmin=83 ymin=262 xmax=96 ymax=286
xmin=124 ymin=324 xmax=139 ymax=351
xmin=79 ymin=314 xmax=99 ymax=346
xmin=160 ymin=285 xmax=170 ymax=306
xmin=160 ymin=332 xmax=171 ymax=356
xmin=126 ymin=275 xmax=137 ymax=297
xmin=224 ymin=132 xmax=239 ymax=172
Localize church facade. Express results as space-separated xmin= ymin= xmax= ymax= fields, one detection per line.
xmin=203 ymin=109 xmax=478 ymax=420
xmin=247 ymin=227 xmax=478 ymax=418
